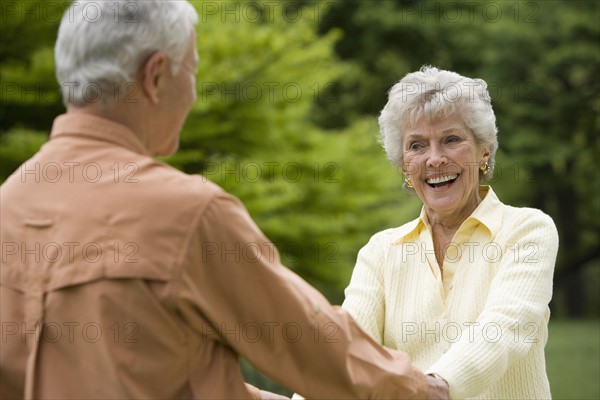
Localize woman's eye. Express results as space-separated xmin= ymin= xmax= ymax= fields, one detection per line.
xmin=409 ymin=142 xmax=423 ymax=150
xmin=446 ymin=135 xmax=461 ymax=143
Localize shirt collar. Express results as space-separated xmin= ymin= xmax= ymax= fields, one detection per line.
xmin=465 ymin=186 xmax=503 ymax=235
xmin=392 ymin=186 xmax=503 ymax=243
xmin=50 ymin=113 xmax=150 ymax=156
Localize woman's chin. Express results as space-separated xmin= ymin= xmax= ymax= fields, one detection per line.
xmin=420 ymin=182 xmax=469 ymax=215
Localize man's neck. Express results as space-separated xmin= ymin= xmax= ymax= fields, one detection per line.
xmin=66 ymin=102 xmax=150 ymax=149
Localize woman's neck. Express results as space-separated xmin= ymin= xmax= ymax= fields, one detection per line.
xmin=425 ymin=190 xmax=483 ymax=269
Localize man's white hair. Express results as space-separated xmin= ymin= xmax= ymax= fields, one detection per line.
xmin=378 ymin=66 xmax=499 ymax=188
xmin=55 ymin=0 xmax=198 ymax=106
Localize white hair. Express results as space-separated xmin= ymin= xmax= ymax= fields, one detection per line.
xmin=55 ymin=0 xmax=198 ymax=106
xmin=378 ymin=66 xmax=499 ymax=188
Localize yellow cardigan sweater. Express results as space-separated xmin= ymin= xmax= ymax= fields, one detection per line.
xmin=343 ymin=186 xmax=558 ymax=399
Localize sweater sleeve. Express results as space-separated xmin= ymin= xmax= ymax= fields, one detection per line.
xmin=341 ymin=234 xmax=387 ymax=344
xmin=178 ymin=192 xmax=428 ymax=399
xmin=426 ymin=210 xmax=559 ymax=399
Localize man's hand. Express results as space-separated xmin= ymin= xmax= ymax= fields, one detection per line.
xmin=426 ymin=374 xmax=450 ymax=400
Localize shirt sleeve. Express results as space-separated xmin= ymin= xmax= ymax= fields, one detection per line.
xmin=341 ymin=234 xmax=386 ymax=344
xmin=178 ymin=192 xmax=428 ymax=399
xmin=426 ymin=210 xmax=559 ymax=399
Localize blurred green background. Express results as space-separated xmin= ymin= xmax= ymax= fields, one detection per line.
xmin=1 ymin=0 xmax=598 ymax=398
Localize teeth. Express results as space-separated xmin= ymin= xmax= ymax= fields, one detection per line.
xmin=426 ymin=174 xmax=458 ymax=184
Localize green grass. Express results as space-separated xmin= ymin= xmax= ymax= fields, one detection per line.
xmin=547 ymin=319 xmax=600 ymax=399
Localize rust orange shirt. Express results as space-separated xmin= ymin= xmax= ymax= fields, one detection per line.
xmin=1 ymin=113 xmax=428 ymax=399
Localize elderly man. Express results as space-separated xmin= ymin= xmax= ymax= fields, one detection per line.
xmin=0 ymin=1 xmax=448 ymax=399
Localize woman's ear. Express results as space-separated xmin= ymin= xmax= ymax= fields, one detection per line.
xmin=481 ymin=147 xmax=491 ymax=163
xmin=140 ymin=52 xmax=167 ymax=104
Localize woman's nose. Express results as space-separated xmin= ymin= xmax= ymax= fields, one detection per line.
xmin=426 ymin=144 xmax=447 ymax=168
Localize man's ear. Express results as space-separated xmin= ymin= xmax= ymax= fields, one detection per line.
xmin=140 ymin=52 xmax=167 ymax=104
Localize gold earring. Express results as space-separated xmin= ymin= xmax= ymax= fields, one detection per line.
xmin=405 ymin=177 xmax=413 ymax=188
xmin=480 ymin=162 xmax=491 ymax=175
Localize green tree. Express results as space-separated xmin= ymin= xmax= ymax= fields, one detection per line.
xmin=0 ymin=1 xmax=66 ymax=178
xmin=0 ymin=0 xmax=66 ymax=132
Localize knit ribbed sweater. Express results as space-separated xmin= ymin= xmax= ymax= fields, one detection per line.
xmin=342 ymin=186 xmax=558 ymax=399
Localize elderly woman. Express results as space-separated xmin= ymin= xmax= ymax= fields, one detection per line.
xmin=342 ymin=66 xmax=558 ymax=399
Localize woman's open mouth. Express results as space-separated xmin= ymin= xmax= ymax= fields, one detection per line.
xmin=426 ymin=174 xmax=459 ymax=188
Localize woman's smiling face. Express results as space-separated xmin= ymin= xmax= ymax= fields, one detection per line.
xmin=402 ymin=114 xmax=490 ymax=219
